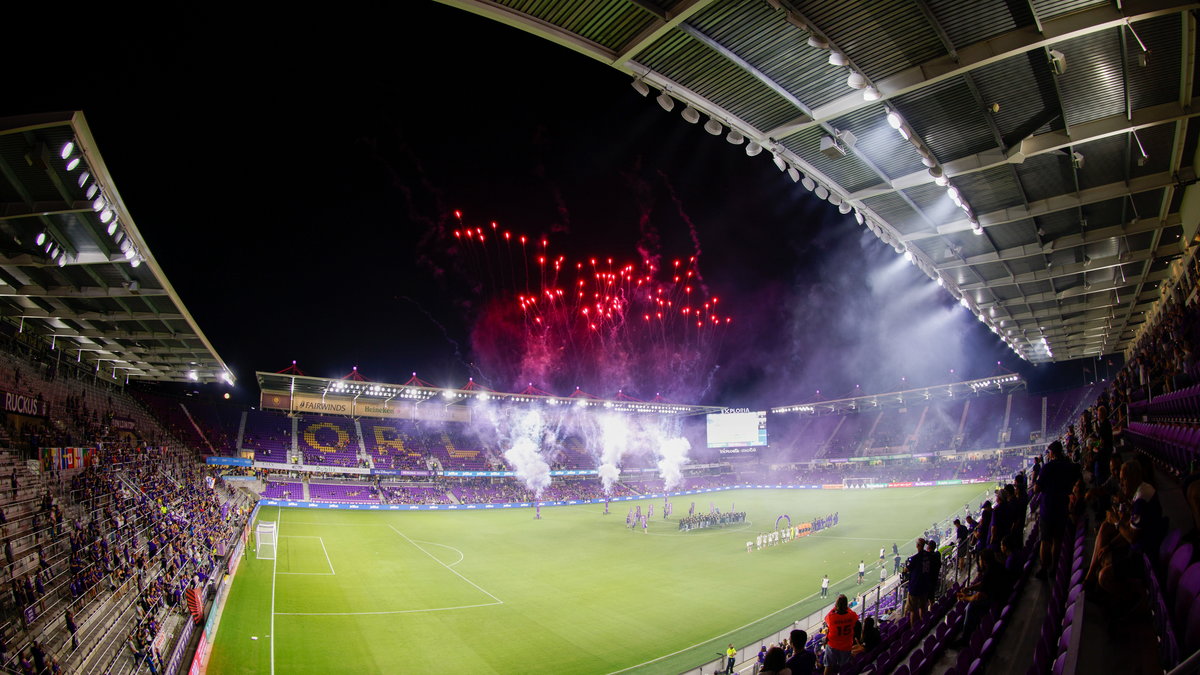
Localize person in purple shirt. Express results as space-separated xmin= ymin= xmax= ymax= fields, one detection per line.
xmin=1084 ymin=459 xmax=1165 ymax=598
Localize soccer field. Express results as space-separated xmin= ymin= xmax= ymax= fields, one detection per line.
xmin=209 ymin=484 xmax=988 ymax=674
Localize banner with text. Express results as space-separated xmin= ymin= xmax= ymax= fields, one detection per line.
xmin=2 ymin=389 xmax=47 ymax=418
xmin=260 ymin=391 xmax=471 ymax=423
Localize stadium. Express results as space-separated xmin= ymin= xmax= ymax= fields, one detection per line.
xmin=0 ymin=1 xmax=1197 ymax=674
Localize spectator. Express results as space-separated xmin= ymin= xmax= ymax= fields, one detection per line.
xmin=1033 ymin=441 xmax=1081 ymax=579
xmin=783 ymin=629 xmax=815 ymax=674
xmin=759 ymin=647 xmax=791 ymax=675
xmin=822 ymin=594 xmax=858 ymax=674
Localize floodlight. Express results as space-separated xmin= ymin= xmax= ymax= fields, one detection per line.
xmin=847 ymin=71 xmax=866 ymax=89
xmin=77 ymin=171 xmax=90 ymax=188
xmin=863 ymin=86 xmax=880 ymax=101
xmin=934 ymin=175 xmax=948 ymax=186
xmin=130 ymin=257 xmax=141 ymax=268
xmin=656 ymin=91 xmax=674 ymax=112
xmin=807 ymin=36 xmax=829 ymax=49
xmin=703 ymin=118 xmax=722 ymax=135
xmin=745 ymin=141 xmax=762 ymax=156
xmin=86 ymin=184 xmax=99 ymax=199
xmin=814 ymin=185 xmax=829 ymax=200
xmin=903 ymin=250 xmax=913 ymax=262
xmin=35 ymin=232 xmax=46 ymax=246
xmin=631 ymin=78 xmax=650 ymax=97
xmin=886 ymin=111 xmax=902 ymax=129
xmin=92 ymin=197 xmax=105 ymax=212
xmin=829 ymin=52 xmax=847 ymax=66
xmin=681 ymin=106 xmax=700 ymax=124
xmin=726 ymin=129 xmax=744 ymax=145
xmin=787 ymin=167 xmax=800 ymax=182
xmin=838 ymin=202 xmax=852 ymax=214
xmin=100 ymin=209 xmax=113 ymax=223
xmin=106 ymin=221 xmax=118 ymax=236
xmin=959 ymin=297 xmax=969 ymax=308
xmin=801 ymin=176 xmax=815 ymax=191
xmin=124 ymin=249 xmax=135 ymax=260
xmin=772 ymin=152 xmax=787 ymax=171
xmin=936 ymin=276 xmax=944 ymax=287
xmin=66 ymin=158 xmax=80 ymax=171
xmin=60 ymin=141 xmax=74 ymax=160
xmin=854 ymin=211 xmax=864 ymax=224
xmin=57 ymin=255 xmax=66 ymax=268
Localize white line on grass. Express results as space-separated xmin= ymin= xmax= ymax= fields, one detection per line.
xmin=412 ymin=539 xmax=465 ymax=567
xmin=605 ymin=525 xmax=938 ymax=675
xmin=275 ymin=601 xmax=502 ymax=617
xmin=275 ymin=535 xmax=336 ymax=574
xmin=270 ymin=507 xmax=280 ymax=675
xmin=386 ymin=525 xmax=503 ymax=605
xmin=318 ymin=536 xmax=335 ymax=574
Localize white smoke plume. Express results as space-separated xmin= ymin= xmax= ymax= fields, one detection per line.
xmin=502 ymin=410 xmax=552 ymax=498
xmin=654 ymin=436 xmax=691 ymax=491
xmin=597 ymin=413 xmax=629 ymax=494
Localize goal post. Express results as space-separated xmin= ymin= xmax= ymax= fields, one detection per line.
xmin=256 ymin=521 xmax=277 ymax=560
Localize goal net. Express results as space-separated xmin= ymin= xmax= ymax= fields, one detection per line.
xmin=256 ymin=521 xmax=277 ymax=560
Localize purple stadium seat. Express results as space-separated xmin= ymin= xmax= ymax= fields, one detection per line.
xmin=1052 ymin=652 xmax=1067 ymax=675
xmin=893 ymin=666 xmax=909 ymax=675
xmin=1167 ymin=544 xmax=1195 ymax=597
xmin=1161 ymin=529 xmax=1183 ymax=563
xmin=1185 ymin=593 xmax=1200 ymax=655
xmin=1057 ymin=625 xmax=1072 ymax=655
xmin=1175 ymin=563 xmax=1200 ymax=627
xmin=968 ymin=657 xmax=983 ymax=675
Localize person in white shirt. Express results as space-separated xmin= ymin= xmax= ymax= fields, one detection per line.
xmin=821 ymin=574 xmax=830 ymax=597
xmin=858 ymin=560 xmax=865 ymax=584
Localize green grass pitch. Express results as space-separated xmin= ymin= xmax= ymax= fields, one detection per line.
xmin=209 ymin=484 xmax=989 ymax=674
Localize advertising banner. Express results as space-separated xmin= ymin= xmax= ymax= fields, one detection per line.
xmin=260 ymin=391 xmax=471 ymax=423
xmin=205 ymin=457 xmax=253 ymax=467
xmin=111 ymin=417 xmax=137 ymax=431
xmin=1 ymin=389 xmax=47 ymax=418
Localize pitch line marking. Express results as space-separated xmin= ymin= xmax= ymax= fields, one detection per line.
xmin=270 ymin=506 xmax=280 ymax=675
xmin=412 ymin=539 xmax=465 ymax=567
xmin=604 ymin=525 xmax=941 ymax=675
xmin=277 ymin=535 xmax=337 ymax=575
xmin=275 ymin=601 xmax=502 ymax=617
xmin=387 ymin=524 xmax=503 ymax=605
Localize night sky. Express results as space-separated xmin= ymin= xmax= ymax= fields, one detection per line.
xmin=3 ymin=3 xmax=1107 ymax=406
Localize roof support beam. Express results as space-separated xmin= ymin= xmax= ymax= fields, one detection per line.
xmin=0 ymin=284 xmax=166 ymax=299
xmin=905 ymin=170 xmax=1188 ymax=240
xmin=10 ymin=309 xmax=184 ymax=322
xmin=764 ymin=0 xmax=1198 ymax=137
xmin=935 ymin=213 xmax=1179 ymax=269
xmin=851 ymin=97 xmax=1200 ymax=200
xmin=956 ymin=243 xmax=1179 ymax=291
xmin=614 ymin=0 xmax=718 ymax=65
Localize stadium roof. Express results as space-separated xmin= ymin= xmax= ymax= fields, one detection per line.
xmin=257 ymin=371 xmax=723 ymax=416
xmin=0 ymin=111 xmax=233 ymax=384
xmin=772 ymin=374 xmax=1025 ymax=415
xmin=441 ymin=0 xmax=1199 ymax=363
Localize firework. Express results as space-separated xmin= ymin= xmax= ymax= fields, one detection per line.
xmin=450 ymin=213 xmax=730 ymax=400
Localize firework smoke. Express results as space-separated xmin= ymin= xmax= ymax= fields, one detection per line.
xmin=597 ymin=413 xmax=629 ymax=494
xmin=654 ymin=436 xmax=691 ymax=491
xmin=501 ymin=410 xmax=552 ymax=498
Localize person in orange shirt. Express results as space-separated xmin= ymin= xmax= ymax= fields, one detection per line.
xmin=822 ymin=594 xmax=859 ymax=673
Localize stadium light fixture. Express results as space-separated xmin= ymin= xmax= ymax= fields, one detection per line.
xmin=59 ymin=141 xmax=74 ymax=160
xmin=65 ymin=157 xmax=80 ymax=171
xmin=35 ymin=232 xmax=46 ymax=246
xmin=862 ymin=86 xmax=880 ymax=101
xmin=814 ymin=185 xmax=829 ymax=200
xmin=130 ymin=257 xmax=141 ymax=268
xmin=703 ymin=117 xmax=722 ymax=135
xmin=936 ymin=276 xmax=944 ymax=287
xmin=838 ymin=202 xmax=852 ymax=214
xmin=57 ymin=254 xmax=67 ymax=268
xmin=828 ymin=52 xmax=847 ymax=66
xmin=85 ymin=184 xmax=99 ymax=200
xmin=77 ymin=171 xmax=90 ymax=188
xmin=92 ymin=197 xmax=105 ymax=212
xmin=934 ymin=175 xmax=948 ymax=186
xmin=745 ymin=141 xmax=762 ymax=156
xmin=807 ymin=35 xmax=829 ymax=49
xmin=187 ymin=371 xmax=198 ymax=381
xmin=106 ymin=221 xmax=118 ymax=237
xmin=656 ymin=91 xmax=674 ymax=112
xmin=787 ymin=167 xmax=800 ymax=182
xmin=99 ymin=208 xmax=113 ymax=223
xmin=726 ymin=128 xmax=744 ymax=145
xmin=903 ymin=250 xmax=913 ymax=262
xmin=886 ymin=110 xmax=902 ymax=129
xmin=124 ymin=249 xmax=135 ymax=260
xmin=681 ymin=105 xmax=700 ymax=124
xmin=631 ymin=78 xmax=650 ymax=97
xmin=771 ymin=152 xmax=787 ymax=171
xmin=846 ymin=71 xmax=866 ymax=89
xmin=801 ymin=176 xmax=815 ymax=191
